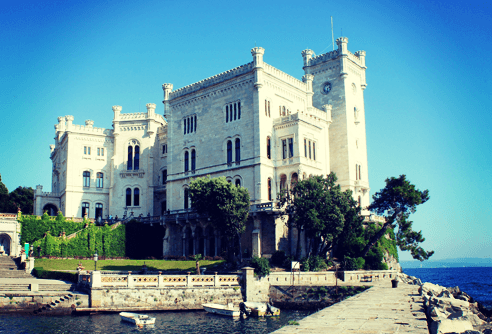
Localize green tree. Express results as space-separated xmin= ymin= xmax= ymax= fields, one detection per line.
xmin=0 ymin=174 xmax=13 ymax=213
xmin=189 ymin=176 xmax=250 ymax=263
xmin=9 ymin=186 xmax=34 ymax=214
xmin=362 ymin=175 xmax=434 ymax=261
xmin=285 ymin=173 xmax=360 ymax=260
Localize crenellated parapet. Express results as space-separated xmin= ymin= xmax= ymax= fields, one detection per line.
xmin=305 ymin=49 xmax=339 ymax=67
xmin=263 ymin=63 xmax=307 ymax=91
xmin=170 ymin=62 xmax=254 ymax=99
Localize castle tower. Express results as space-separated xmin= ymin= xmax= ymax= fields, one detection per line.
xmin=302 ymin=37 xmax=370 ymax=209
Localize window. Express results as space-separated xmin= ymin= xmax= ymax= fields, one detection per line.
xmin=225 ymin=102 xmax=241 ymax=123
xmin=288 ymin=138 xmax=293 ymax=158
xmin=267 ymin=137 xmax=271 ymax=159
xmin=304 ymin=139 xmax=307 ymax=158
xmin=356 ymin=164 xmax=362 ymax=180
xmin=268 ymin=101 xmax=270 ymax=117
xmin=282 ymin=139 xmax=287 ymax=159
xmin=162 ymin=170 xmax=167 ymax=184
xmin=134 ymin=188 xmax=140 ymax=206
xmin=359 ymin=165 xmax=362 ymax=180
xmin=313 ymin=142 xmax=316 ymax=161
xmin=96 ymin=172 xmax=103 ymax=188
xmin=97 ymin=148 xmax=104 ymax=156
xmin=184 ymin=188 xmax=189 ymax=209
xmin=134 ymin=145 xmax=140 ymax=170
xmin=191 ymin=149 xmax=196 ymax=171
xmin=162 ymin=144 xmax=167 ymax=154
xmin=127 ymin=146 xmax=133 ymax=170
xmin=126 ymin=188 xmax=132 ymax=206
xmin=282 ymin=106 xmax=286 ymax=116
xmin=184 ymin=151 xmax=189 ymax=172
xmin=184 ymin=115 xmax=197 ymax=135
xmin=309 ymin=140 xmax=312 ymax=159
xmin=358 ymin=196 xmax=361 ymax=207
xmin=82 ymin=202 xmax=90 ymax=217
xmin=84 ymin=146 xmax=87 ymax=154
xmin=265 ymin=100 xmax=268 ymax=116
xmin=235 ymin=139 xmax=240 ymax=162
xmin=84 ymin=146 xmax=91 ymax=155
xmin=280 ymin=174 xmax=287 ymax=191
xmin=291 ymin=173 xmax=298 ymax=188
xmin=227 ymin=141 xmax=232 ymax=163
xmin=279 ymin=106 xmax=281 ymax=116
xmin=267 ymin=178 xmax=272 ymax=201
xmin=83 ymin=171 xmax=90 ymax=187
xmin=235 ymin=179 xmax=241 ymax=187
xmin=95 ymin=203 xmax=103 ymax=219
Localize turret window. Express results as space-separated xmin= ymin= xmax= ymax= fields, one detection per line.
xmin=127 ymin=140 xmax=140 ymax=170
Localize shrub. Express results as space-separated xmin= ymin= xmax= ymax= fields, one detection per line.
xmin=271 ymin=250 xmax=287 ymax=267
xmin=32 ymin=267 xmax=78 ymax=283
xmin=250 ymin=256 xmax=270 ymax=277
xmin=301 ymin=255 xmax=329 ymax=272
xmin=344 ymin=256 xmax=365 ymax=270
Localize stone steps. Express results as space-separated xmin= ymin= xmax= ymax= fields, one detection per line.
xmin=0 ymin=270 xmax=35 ymax=278
xmin=33 ymin=293 xmax=75 ymax=315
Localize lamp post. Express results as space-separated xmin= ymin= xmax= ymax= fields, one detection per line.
xmin=94 ymin=251 xmax=98 ymax=271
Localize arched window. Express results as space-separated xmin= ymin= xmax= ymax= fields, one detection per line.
xmin=227 ymin=141 xmax=232 ymax=163
xmin=184 ymin=188 xmax=189 ymax=209
xmin=291 ymin=173 xmax=298 ymax=188
xmin=267 ymin=137 xmax=271 ymax=159
xmin=191 ymin=149 xmax=196 ymax=171
xmin=235 ymin=139 xmax=240 ymax=162
xmin=280 ymin=174 xmax=287 ymax=191
xmin=83 ymin=171 xmax=90 ymax=187
xmin=134 ymin=188 xmax=140 ymax=206
xmin=95 ymin=203 xmax=103 ymax=220
xmin=267 ymin=178 xmax=272 ymax=201
xmin=126 ymin=188 xmax=132 ymax=206
xmin=96 ymin=172 xmax=103 ymax=188
xmin=134 ymin=145 xmax=140 ymax=170
xmin=127 ymin=146 xmax=133 ymax=170
xmin=82 ymin=202 xmax=90 ymax=217
xmin=235 ymin=179 xmax=241 ymax=187
xmin=162 ymin=170 xmax=167 ymax=184
xmin=184 ymin=151 xmax=189 ymax=172
xmin=282 ymin=106 xmax=286 ymax=116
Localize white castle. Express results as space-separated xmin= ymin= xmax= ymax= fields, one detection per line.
xmin=34 ymin=37 xmax=370 ymax=258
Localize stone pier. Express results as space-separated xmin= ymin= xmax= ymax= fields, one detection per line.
xmin=272 ymin=282 xmax=428 ymax=333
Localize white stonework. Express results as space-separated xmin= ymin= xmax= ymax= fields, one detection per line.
xmin=34 ymin=37 xmax=371 ymax=257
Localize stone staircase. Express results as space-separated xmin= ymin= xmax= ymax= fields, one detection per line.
xmin=0 ymin=256 xmax=34 ymax=279
xmin=33 ymin=293 xmax=75 ymax=315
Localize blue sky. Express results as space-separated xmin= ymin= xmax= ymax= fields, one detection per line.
xmin=1 ymin=0 xmax=490 ymax=261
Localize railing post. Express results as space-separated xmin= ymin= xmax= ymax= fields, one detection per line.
xmin=214 ymin=272 xmax=218 ymax=287
xmin=127 ymin=272 xmax=134 ymax=288
xmin=186 ymin=272 xmax=191 ymax=287
xmin=158 ymin=272 xmax=163 ymax=287
xmin=91 ymin=271 xmax=101 ymax=288
xmin=242 ymin=267 xmax=255 ymax=302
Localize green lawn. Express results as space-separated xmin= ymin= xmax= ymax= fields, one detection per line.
xmin=34 ymin=258 xmax=224 ymax=272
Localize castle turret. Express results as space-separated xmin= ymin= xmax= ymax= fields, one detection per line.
xmin=162 ymin=84 xmax=173 ymax=118
xmin=251 ymin=47 xmax=265 ymax=89
xmin=301 ymin=49 xmax=315 ymax=74
xmin=65 ymin=115 xmax=74 ymax=130
xmin=302 ymin=74 xmax=315 ymax=109
xmin=85 ymin=120 xmax=94 ymax=128
xmin=336 ymin=37 xmax=349 ymax=79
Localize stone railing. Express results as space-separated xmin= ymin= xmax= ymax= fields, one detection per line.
xmin=86 ymin=272 xmax=241 ymax=289
xmin=257 ymin=271 xmax=337 ymax=286
xmin=341 ymin=270 xmax=397 ymax=283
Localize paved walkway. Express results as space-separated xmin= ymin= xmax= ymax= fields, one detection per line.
xmin=273 ymin=283 xmax=428 ymax=334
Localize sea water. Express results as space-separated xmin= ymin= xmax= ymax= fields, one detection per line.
xmin=403 ymin=266 xmax=492 ymax=309
xmin=0 ymin=309 xmax=312 ymax=334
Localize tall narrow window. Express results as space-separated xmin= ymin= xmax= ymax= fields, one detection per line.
xmin=280 ymin=174 xmax=287 ymax=190
xmin=282 ymin=106 xmax=286 ymax=116
xmin=162 ymin=170 xmax=167 ymax=184
xmin=288 ymin=138 xmax=293 ymax=158
xmin=96 ymin=172 xmax=103 ymax=188
xmin=308 ymin=141 xmax=312 ymax=159
xmin=97 ymin=148 xmax=100 ymax=156
xmin=84 ymin=146 xmax=87 ymax=154
xmin=358 ymin=196 xmax=361 ymax=207
xmin=235 ymin=179 xmax=241 ymax=187
xmin=82 ymin=202 xmax=90 ymax=217
xmin=227 ymin=141 xmax=232 ymax=163
xmin=184 ymin=188 xmax=189 ymax=209
xmin=187 ymin=118 xmax=191 ymax=133
xmin=268 ymin=101 xmax=270 ymax=117
xmin=162 ymin=145 xmax=167 ymax=154
xmin=359 ymin=165 xmax=361 ymax=180
xmin=234 ymin=103 xmax=237 ymax=120
xmin=134 ymin=145 xmax=140 ymax=170
xmin=184 ymin=119 xmax=187 ymax=134
xmin=101 ymin=148 xmax=104 ymax=156
xmin=134 ymin=188 xmax=140 ymax=206
xmin=267 ymin=137 xmax=271 ymax=159
xmin=226 ymin=106 xmax=229 ymax=122
xmin=190 ymin=117 xmax=193 ymax=133
xmin=291 ymin=173 xmax=298 ymax=188
xmin=313 ymin=142 xmax=316 ymax=161
xmin=194 ymin=115 xmax=197 ymax=132
xmin=279 ymin=106 xmax=281 ymax=116
xmin=304 ymin=139 xmax=307 ymax=158
xmin=356 ymin=165 xmax=358 ymax=180
xmin=282 ymin=139 xmax=287 ymax=159
xmin=235 ymin=139 xmax=240 ymax=162
xmin=229 ymin=105 xmax=233 ymax=121
xmin=265 ymin=100 xmax=267 ymax=116
xmin=83 ymin=171 xmax=90 ymax=187
xmin=238 ymin=102 xmax=241 ymax=119
xmin=126 ymin=188 xmax=132 ymax=206
xmin=191 ymin=149 xmax=196 ymax=171
xmin=267 ymin=178 xmax=272 ymax=201
xmin=127 ymin=146 xmax=133 ymax=170
xmin=95 ymin=203 xmax=103 ymax=219
xmin=88 ymin=147 xmax=91 ymax=155
xmin=184 ymin=151 xmax=189 ymax=172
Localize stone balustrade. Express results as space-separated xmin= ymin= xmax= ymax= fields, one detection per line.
xmin=341 ymin=270 xmax=397 ymax=283
xmin=83 ymin=272 xmax=241 ymax=289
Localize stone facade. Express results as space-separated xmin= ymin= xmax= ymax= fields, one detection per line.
xmin=34 ymin=37 xmax=371 ymax=258
xmin=0 ymin=213 xmax=21 ymax=257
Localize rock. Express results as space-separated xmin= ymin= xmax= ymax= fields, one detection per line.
xmin=429 ymin=319 xmax=474 ymax=334
xmin=438 ymin=290 xmax=453 ymax=299
xmin=421 ymin=282 xmax=446 ymax=297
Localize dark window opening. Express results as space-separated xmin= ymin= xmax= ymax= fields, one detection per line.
xmin=191 ymin=149 xmax=196 ymax=171
xmin=134 ymin=188 xmax=140 ymax=206
xmin=83 ymin=171 xmax=90 ymax=187
xmin=126 ymin=188 xmax=132 ymax=206
xmin=227 ymin=141 xmax=232 ymax=163
xmin=235 ymin=139 xmax=240 ymax=162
